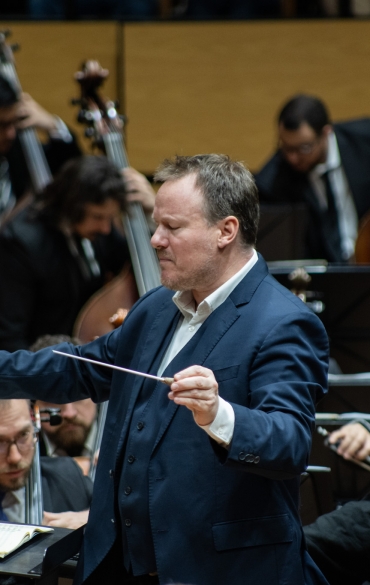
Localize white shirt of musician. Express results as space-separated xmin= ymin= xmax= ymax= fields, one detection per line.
xmin=157 ymin=249 xmax=258 ymax=448
xmin=1 ymin=488 xmax=25 ymax=523
xmin=308 ymin=129 xmax=358 ymax=260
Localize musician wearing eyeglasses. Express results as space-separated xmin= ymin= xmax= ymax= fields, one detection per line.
xmin=254 ymin=94 xmax=370 ymax=262
xmin=0 ymin=399 xmax=92 ymax=527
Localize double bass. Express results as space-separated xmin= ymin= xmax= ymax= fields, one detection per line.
xmin=72 ymin=61 xmax=161 ymax=343
xmin=71 ymin=62 xmax=161 ymax=479
xmin=0 ymin=31 xmax=60 ymax=523
xmin=0 ymin=30 xmax=52 ymax=198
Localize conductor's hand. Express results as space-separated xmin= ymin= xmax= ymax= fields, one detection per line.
xmin=329 ymin=422 xmax=370 ymax=461
xmin=169 ymin=365 xmax=219 ymax=427
xmin=122 ymin=167 xmax=155 ymax=212
xmin=43 ymin=510 xmax=89 ymax=529
xmin=16 ymin=93 xmax=57 ymax=133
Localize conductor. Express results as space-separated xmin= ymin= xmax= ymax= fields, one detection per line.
xmin=0 ymin=154 xmax=329 ymax=585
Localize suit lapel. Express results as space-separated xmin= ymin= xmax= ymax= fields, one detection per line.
xmin=152 ymin=256 xmax=270 ymax=451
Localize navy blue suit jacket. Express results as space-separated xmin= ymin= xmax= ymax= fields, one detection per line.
xmin=0 ymin=256 xmax=329 ymax=585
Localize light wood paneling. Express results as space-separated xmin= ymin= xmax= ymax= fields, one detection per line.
xmin=123 ymin=20 xmax=370 ymax=173
xmin=0 ymin=22 xmax=119 ymax=151
xmin=2 ymin=21 xmax=370 ymax=173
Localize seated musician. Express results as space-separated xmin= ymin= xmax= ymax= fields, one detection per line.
xmin=31 ymin=335 xmax=97 ymax=471
xmin=0 ymin=73 xmax=80 ymax=221
xmin=304 ymin=419 xmax=370 ymax=585
xmin=0 ymin=155 xmax=156 ymax=351
xmin=254 ymin=94 xmax=370 ymax=262
xmin=0 ymin=399 xmax=92 ymax=529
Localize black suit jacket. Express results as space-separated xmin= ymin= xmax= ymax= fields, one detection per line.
xmin=0 ymin=207 xmax=130 ymax=351
xmin=41 ymin=456 xmax=93 ymax=513
xmin=255 ymin=119 xmax=370 ymax=261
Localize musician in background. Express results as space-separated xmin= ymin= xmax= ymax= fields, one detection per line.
xmin=0 ymin=73 xmax=80 ymax=220
xmin=255 ymin=94 xmax=370 ymax=262
xmin=0 ymin=155 xmax=155 ymax=351
xmin=0 ymin=399 xmax=92 ymax=528
xmin=303 ymin=420 xmax=370 ymax=585
xmin=31 ymin=335 xmax=97 ymax=469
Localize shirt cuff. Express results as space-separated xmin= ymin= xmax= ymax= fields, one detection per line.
xmin=49 ymin=116 xmax=73 ymax=143
xmin=197 ymin=397 xmax=235 ymax=447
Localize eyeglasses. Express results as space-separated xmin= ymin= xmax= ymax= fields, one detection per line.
xmin=0 ymin=430 xmax=36 ymax=457
xmin=279 ymin=138 xmax=320 ymax=156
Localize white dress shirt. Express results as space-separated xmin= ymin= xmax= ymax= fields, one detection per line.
xmin=157 ymin=249 xmax=258 ymax=447
xmin=2 ymin=488 xmax=25 ymax=523
xmin=308 ymin=130 xmax=358 ymax=260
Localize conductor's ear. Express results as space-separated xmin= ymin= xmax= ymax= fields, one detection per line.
xmin=217 ymin=216 xmax=239 ymax=249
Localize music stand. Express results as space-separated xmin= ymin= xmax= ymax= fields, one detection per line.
xmin=0 ymin=524 xmax=83 ymax=584
xmin=269 ymin=263 xmax=370 ymax=374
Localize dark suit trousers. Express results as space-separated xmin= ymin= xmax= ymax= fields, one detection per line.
xmin=82 ymin=535 xmax=159 ymax=585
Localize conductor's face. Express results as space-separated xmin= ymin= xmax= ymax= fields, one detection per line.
xmin=151 ymin=173 xmax=222 ymax=303
xmin=0 ymin=400 xmax=35 ymax=492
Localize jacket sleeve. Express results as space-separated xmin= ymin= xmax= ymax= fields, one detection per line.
xmin=41 ymin=456 xmax=93 ymax=513
xmin=224 ymin=310 xmax=329 ymax=480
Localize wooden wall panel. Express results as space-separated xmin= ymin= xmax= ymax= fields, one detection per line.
xmin=123 ymin=21 xmax=370 ymax=174
xmin=1 ymin=21 xmax=370 ymax=173
xmin=0 ymin=22 xmax=119 ymax=150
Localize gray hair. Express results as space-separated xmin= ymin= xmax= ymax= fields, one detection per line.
xmin=154 ymin=154 xmax=259 ymax=247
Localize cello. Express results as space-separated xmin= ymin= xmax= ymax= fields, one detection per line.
xmin=354 ymin=211 xmax=370 ymax=263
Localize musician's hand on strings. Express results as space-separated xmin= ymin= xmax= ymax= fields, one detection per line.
xmin=43 ymin=509 xmax=89 ymax=529
xmin=169 ymin=365 xmax=219 ymax=427
xmin=122 ymin=168 xmax=156 ymax=212
xmin=329 ymin=422 xmax=370 ymax=461
xmin=16 ymin=93 xmax=57 ymax=133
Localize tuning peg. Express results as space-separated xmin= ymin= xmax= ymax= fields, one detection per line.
xmin=77 ymin=110 xmax=92 ymax=124
xmin=10 ymin=43 xmax=19 ymax=52
xmin=85 ymin=127 xmax=95 ymax=138
xmin=0 ymin=29 xmax=11 ymax=38
xmin=71 ymin=98 xmax=82 ymax=105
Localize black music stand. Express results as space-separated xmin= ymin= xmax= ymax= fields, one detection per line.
xmin=0 ymin=524 xmax=83 ymax=584
xmin=269 ymin=263 xmax=370 ymax=374
xmin=257 ymin=204 xmax=308 ymax=261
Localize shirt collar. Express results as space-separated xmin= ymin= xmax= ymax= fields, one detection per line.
xmin=311 ymin=130 xmax=341 ymax=177
xmin=173 ymin=249 xmax=258 ymax=321
xmin=2 ymin=487 xmax=24 ymax=509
